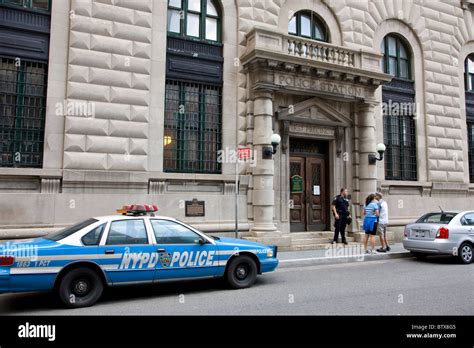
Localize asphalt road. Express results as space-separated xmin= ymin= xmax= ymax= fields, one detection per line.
xmin=0 ymin=256 xmax=473 ymax=315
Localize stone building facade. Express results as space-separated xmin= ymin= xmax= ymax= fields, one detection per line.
xmin=1 ymin=0 xmax=474 ymax=248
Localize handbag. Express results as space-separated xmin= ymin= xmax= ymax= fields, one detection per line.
xmin=346 ymin=216 xmax=352 ymax=225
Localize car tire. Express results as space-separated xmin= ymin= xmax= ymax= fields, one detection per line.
xmin=412 ymin=252 xmax=427 ymax=261
xmin=58 ymin=268 xmax=104 ymax=308
xmin=458 ymin=243 xmax=473 ymax=265
xmin=226 ymin=255 xmax=258 ymax=289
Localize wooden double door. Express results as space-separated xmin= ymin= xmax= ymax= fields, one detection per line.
xmin=289 ymin=156 xmax=328 ymax=232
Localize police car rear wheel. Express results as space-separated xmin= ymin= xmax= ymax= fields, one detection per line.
xmin=226 ymin=255 xmax=257 ymax=289
xmin=58 ymin=268 xmax=103 ymax=308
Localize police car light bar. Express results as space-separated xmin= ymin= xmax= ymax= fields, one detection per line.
xmin=116 ymin=204 xmax=159 ymax=216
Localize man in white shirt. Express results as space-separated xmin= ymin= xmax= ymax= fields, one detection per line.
xmin=375 ymin=192 xmax=390 ymax=252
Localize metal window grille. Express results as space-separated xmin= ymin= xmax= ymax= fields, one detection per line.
xmin=468 ymin=122 xmax=474 ymax=183
xmin=163 ymin=80 xmax=222 ymax=174
xmin=383 ymin=112 xmax=417 ymax=181
xmin=0 ymin=57 xmax=47 ymax=167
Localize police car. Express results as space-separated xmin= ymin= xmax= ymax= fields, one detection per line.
xmin=0 ymin=205 xmax=279 ymax=308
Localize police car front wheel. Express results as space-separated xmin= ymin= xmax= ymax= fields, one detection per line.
xmin=58 ymin=268 xmax=104 ymax=308
xmin=226 ymin=255 xmax=257 ymax=289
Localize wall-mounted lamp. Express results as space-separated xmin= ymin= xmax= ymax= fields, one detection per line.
xmin=263 ymin=133 xmax=281 ymax=159
xmin=368 ymin=143 xmax=386 ymax=165
xmin=164 ymin=136 xmax=172 ymax=146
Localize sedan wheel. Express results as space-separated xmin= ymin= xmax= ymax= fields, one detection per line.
xmin=58 ymin=268 xmax=104 ymax=308
xmin=458 ymin=243 xmax=473 ymax=264
xmin=226 ymin=255 xmax=258 ymax=289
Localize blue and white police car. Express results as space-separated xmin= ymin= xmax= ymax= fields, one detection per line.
xmin=0 ymin=205 xmax=279 ymax=308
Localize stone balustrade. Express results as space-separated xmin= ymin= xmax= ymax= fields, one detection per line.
xmin=243 ymin=27 xmax=384 ymax=73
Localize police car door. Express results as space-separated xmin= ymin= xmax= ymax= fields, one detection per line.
xmin=149 ymin=219 xmax=218 ymax=281
xmin=97 ymin=218 xmax=156 ymax=285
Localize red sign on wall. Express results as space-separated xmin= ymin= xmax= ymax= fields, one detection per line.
xmin=238 ymin=147 xmax=251 ymax=159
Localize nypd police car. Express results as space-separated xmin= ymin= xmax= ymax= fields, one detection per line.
xmin=0 ymin=205 xmax=279 ymax=308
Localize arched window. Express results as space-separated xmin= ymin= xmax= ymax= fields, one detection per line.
xmin=381 ymin=35 xmax=411 ymax=80
xmin=381 ymin=34 xmax=417 ymax=181
xmin=288 ymin=11 xmax=329 ymax=42
xmin=467 ymin=54 xmax=474 ymax=92
xmin=167 ymin=0 xmax=221 ymax=42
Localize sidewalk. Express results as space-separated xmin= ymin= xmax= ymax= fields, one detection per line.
xmin=278 ymin=243 xmax=411 ymax=268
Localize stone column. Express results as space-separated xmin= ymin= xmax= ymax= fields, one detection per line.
xmin=357 ymin=102 xmax=378 ymax=211
xmin=250 ymin=90 xmax=278 ymax=236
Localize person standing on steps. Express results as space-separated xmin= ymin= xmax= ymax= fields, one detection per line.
xmin=331 ymin=188 xmax=351 ymax=245
xmin=375 ymin=192 xmax=390 ymax=252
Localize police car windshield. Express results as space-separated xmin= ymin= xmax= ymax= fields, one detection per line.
xmin=45 ymin=218 xmax=99 ymax=241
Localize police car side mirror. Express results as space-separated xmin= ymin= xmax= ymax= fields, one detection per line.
xmin=197 ymin=238 xmax=208 ymax=245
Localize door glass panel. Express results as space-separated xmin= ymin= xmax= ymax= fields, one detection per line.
xmin=151 ymin=220 xmax=202 ymax=244
xmin=462 ymin=213 xmax=474 ymax=225
xmin=106 ymin=220 xmax=148 ymax=245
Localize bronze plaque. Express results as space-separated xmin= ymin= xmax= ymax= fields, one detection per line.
xmin=185 ymin=199 xmax=205 ymax=217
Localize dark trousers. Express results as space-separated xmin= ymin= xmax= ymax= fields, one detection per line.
xmin=333 ymin=215 xmax=347 ymax=242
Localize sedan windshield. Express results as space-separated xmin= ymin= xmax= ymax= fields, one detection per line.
xmin=44 ymin=218 xmax=99 ymax=241
xmin=416 ymin=212 xmax=456 ymax=224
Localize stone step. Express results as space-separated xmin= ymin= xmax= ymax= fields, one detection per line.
xmin=280 ymin=242 xmax=361 ymax=252
xmin=291 ymin=237 xmax=355 ymax=246
xmin=290 ymin=231 xmax=334 ymax=239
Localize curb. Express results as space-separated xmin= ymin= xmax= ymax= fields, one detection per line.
xmin=278 ymin=251 xmax=412 ymax=268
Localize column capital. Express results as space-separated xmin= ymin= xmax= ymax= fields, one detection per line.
xmin=357 ymin=99 xmax=378 ymax=111
xmin=252 ymin=89 xmax=274 ymax=100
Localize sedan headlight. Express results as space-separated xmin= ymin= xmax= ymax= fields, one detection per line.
xmin=266 ymin=249 xmax=274 ymax=258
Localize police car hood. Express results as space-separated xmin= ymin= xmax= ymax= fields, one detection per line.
xmin=214 ymin=237 xmax=269 ymax=249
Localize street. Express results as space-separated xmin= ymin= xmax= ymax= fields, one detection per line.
xmin=0 ymin=256 xmax=473 ymax=315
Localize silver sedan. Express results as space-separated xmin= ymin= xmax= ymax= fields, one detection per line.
xmin=403 ymin=210 xmax=474 ymax=264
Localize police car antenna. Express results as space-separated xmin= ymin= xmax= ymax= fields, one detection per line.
xmin=439 ymin=206 xmax=444 ymax=213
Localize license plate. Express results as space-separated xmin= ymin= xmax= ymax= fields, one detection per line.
xmin=414 ymin=230 xmax=428 ymax=238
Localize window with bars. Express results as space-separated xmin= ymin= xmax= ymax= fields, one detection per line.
xmin=466 ymin=55 xmax=474 ymax=182
xmin=383 ymin=107 xmax=417 ymax=181
xmin=381 ymin=33 xmax=417 ymax=181
xmin=468 ymin=122 xmax=474 ymax=183
xmin=163 ymin=80 xmax=222 ymax=174
xmin=0 ymin=57 xmax=47 ymax=167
